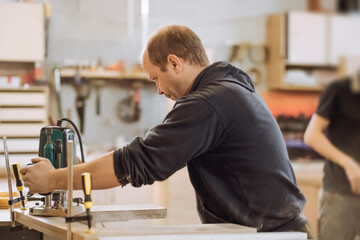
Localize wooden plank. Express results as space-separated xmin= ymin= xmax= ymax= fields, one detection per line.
xmin=98 ymin=232 xmax=307 ymax=240
xmin=0 ymin=92 xmax=47 ymax=106
xmin=88 ymin=204 xmax=166 ymax=224
xmin=0 ymin=123 xmax=43 ymax=137
xmin=14 ymin=205 xmax=167 ymax=240
xmin=0 ymin=108 xmax=46 ymax=122
xmin=0 ymin=138 xmax=39 ymax=153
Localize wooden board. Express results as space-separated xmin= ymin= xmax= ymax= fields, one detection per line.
xmin=14 ymin=210 xmax=259 ymax=240
xmin=0 ymin=92 xmax=47 ymax=106
xmin=81 ymin=204 xmax=166 ymax=224
xmin=5 ymin=207 xmax=307 ymax=240
xmin=14 ymin=205 xmax=166 ymax=240
xmin=98 ymin=232 xmax=307 ymax=240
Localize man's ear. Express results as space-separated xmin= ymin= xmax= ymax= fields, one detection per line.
xmin=167 ymin=54 xmax=182 ymax=73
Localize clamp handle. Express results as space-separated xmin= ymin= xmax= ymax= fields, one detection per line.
xmin=11 ymin=163 xmax=23 ymax=192
xmin=81 ymin=172 xmax=93 ymax=232
xmin=81 ymin=173 xmax=92 ymax=209
xmin=11 ymin=163 xmax=26 ymax=209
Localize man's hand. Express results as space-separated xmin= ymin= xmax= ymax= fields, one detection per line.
xmin=20 ymin=157 xmax=56 ymax=194
xmin=343 ymin=158 xmax=360 ymax=195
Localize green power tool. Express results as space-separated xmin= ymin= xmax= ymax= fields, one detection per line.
xmin=29 ymin=118 xmax=85 ymax=217
xmin=39 ymin=118 xmax=85 ymax=168
xmin=39 ymin=126 xmax=76 ymax=168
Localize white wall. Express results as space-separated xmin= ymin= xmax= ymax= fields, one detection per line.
xmin=45 ymin=0 xmax=322 ymax=147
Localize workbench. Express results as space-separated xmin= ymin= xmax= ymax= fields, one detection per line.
xmin=292 ymin=160 xmax=324 ymax=238
xmin=0 ymin=209 xmax=42 ymax=240
xmin=0 ymin=204 xmax=166 ymax=240
xmin=0 ymin=206 xmax=308 ymax=240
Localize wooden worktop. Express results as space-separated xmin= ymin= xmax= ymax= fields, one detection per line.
xmin=11 ymin=210 xmax=307 ymax=240
xmin=292 ymin=160 xmax=324 ymax=187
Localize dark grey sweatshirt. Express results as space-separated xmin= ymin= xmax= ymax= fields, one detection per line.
xmin=114 ymin=61 xmax=307 ymax=232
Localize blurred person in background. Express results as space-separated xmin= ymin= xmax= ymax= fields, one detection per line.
xmin=304 ymin=72 xmax=360 ymax=240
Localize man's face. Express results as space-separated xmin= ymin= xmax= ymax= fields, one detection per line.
xmin=142 ymin=52 xmax=185 ymax=101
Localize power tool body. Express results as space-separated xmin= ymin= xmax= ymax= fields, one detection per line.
xmin=29 ymin=126 xmax=83 ymax=217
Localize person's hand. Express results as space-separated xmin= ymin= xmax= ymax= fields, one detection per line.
xmin=20 ymin=157 xmax=56 ymax=194
xmin=343 ymin=158 xmax=360 ymax=195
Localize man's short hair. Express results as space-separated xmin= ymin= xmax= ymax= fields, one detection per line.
xmin=146 ymin=25 xmax=209 ymax=72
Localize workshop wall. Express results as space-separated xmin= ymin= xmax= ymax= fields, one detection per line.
xmin=39 ymin=0 xmax=338 ymax=224
xmin=44 ymin=0 xmax=336 ymax=148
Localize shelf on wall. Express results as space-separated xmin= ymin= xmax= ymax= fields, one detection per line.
xmin=285 ymin=63 xmax=338 ymax=71
xmin=60 ymin=69 xmax=151 ymax=82
xmin=275 ymin=84 xmax=323 ymax=91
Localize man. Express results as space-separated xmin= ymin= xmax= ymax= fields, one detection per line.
xmin=304 ymin=75 xmax=360 ymax=240
xmin=21 ymin=25 xmax=310 ymax=234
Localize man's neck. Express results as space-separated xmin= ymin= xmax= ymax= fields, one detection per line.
xmin=183 ymin=65 xmax=208 ymax=95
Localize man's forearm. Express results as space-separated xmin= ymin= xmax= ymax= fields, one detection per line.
xmin=52 ymin=151 xmax=121 ymax=190
xmin=306 ymin=130 xmax=354 ymax=168
xmin=304 ymin=114 xmax=354 ymax=168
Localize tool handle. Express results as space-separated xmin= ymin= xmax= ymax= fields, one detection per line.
xmin=11 ymin=163 xmax=23 ymax=192
xmin=81 ymin=172 xmax=92 ymax=209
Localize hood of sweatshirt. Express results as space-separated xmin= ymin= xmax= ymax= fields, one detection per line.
xmin=190 ymin=61 xmax=255 ymax=94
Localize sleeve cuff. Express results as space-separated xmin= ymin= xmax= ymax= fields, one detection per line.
xmin=113 ymin=148 xmax=130 ymax=186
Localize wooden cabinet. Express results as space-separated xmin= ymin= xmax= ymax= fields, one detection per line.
xmin=266 ymin=12 xmax=337 ymax=91
xmin=0 ymin=2 xmax=44 ymax=62
xmin=0 ymin=87 xmax=48 ymax=175
xmin=267 ymin=12 xmax=360 ymax=91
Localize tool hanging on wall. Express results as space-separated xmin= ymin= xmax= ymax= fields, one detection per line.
xmin=93 ymin=80 xmax=105 ymax=116
xmin=73 ymin=67 xmax=91 ymax=133
xmin=117 ymin=86 xmax=141 ymax=123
